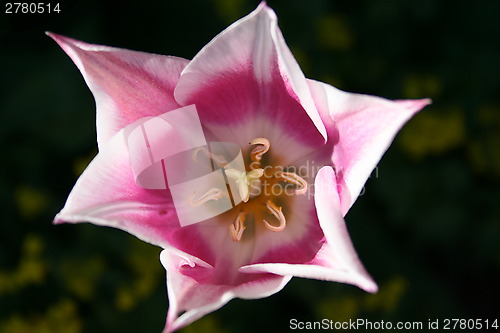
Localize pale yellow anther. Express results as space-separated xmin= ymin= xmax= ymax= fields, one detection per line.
xmin=247 ymin=168 xmax=264 ymax=181
xmin=229 ymin=212 xmax=247 ymax=242
xmin=225 ymin=168 xmax=264 ymax=202
xmin=249 ymin=137 xmax=270 ymax=163
xmin=278 ymin=171 xmax=308 ymax=195
xmin=188 ymin=188 xmax=224 ymax=207
xmin=263 ymin=200 xmax=286 ymax=232
xmin=192 ymin=147 xmax=227 ymax=166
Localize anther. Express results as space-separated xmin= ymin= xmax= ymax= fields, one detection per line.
xmin=229 ymin=212 xmax=247 ymax=242
xmin=263 ymin=200 xmax=286 ymax=232
xmin=188 ymin=188 xmax=225 ymax=206
xmin=247 ymin=168 xmax=264 ymax=181
xmin=277 ymin=172 xmax=308 ymax=195
xmin=192 ymin=147 xmax=227 ymax=166
xmin=249 ymin=137 xmax=270 ymax=163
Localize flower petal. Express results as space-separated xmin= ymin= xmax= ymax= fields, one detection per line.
xmin=160 ymin=249 xmax=291 ymax=333
xmin=168 ymin=192 xmax=323 ymax=284
xmin=249 ymin=193 xmax=325 ymax=265
xmin=308 ymin=79 xmax=430 ymax=214
xmin=174 ymin=3 xmax=326 ymax=150
xmin=47 ymin=32 xmax=189 ymax=148
xmin=54 ymin=128 xmax=179 ymax=248
xmin=240 ymin=166 xmax=377 ymax=293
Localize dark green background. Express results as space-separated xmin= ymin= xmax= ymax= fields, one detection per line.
xmin=1 ymin=0 xmax=499 ymax=332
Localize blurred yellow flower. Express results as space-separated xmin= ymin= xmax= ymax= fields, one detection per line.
xmin=14 ymin=187 xmax=49 ymax=220
xmin=399 ymin=107 xmax=465 ymax=159
xmin=0 ymin=234 xmax=46 ymax=295
xmin=0 ymin=299 xmax=81 ymax=333
xmin=316 ymin=15 xmax=354 ymax=51
xmin=59 ymin=256 xmax=105 ymax=300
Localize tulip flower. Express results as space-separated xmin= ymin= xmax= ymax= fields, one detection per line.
xmin=50 ymin=2 xmax=429 ymax=332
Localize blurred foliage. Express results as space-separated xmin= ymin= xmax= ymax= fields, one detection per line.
xmin=1 ymin=0 xmax=499 ymax=332
xmin=399 ymin=105 xmax=465 ymax=159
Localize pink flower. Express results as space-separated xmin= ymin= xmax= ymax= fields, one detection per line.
xmin=50 ymin=3 xmax=429 ymax=332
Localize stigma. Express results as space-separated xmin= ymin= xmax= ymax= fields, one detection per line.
xmin=225 ymin=168 xmax=264 ymax=202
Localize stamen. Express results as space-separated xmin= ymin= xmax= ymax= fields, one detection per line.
xmin=192 ymin=147 xmax=227 ymax=166
xmin=247 ymin=168 xmax=264 ymax=181
xmin=277 ymin=172 xmax=308 ymax=195
xmin=263 ymin=200 xmax=286 ymax=232
xmin=229 ymin=212 xmax=247 ymax=242
xmin=249 ymin=137 xmax=270 ymax=163
xmin=188 ymin=188 xmax=224 ymax=207
xmin=225 ymin=168 xmax=264 ymax=202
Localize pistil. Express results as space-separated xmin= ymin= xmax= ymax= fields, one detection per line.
xmin=225 ymin=168 xmax=264 ymax=202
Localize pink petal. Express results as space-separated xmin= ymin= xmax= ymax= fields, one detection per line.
xmin=160 ymin=249 xmax=291 ymax=333
xmin=248 ymin=194 xmax=325 ymax=265
xmin=308 ymin=79 xmax=430 ymax=215
xmin=166 ymin=192 xmax=324 ymax=285
xmin=158 ymin=197 xmax=322 ymax=331
xmin=47 ymin=32 xmax=189 ymax=148
xmin=174 ymin=3 xmax=326 ymax=150
xmin=54 ymin=128 xmax=179 ymax=248
xmin=240 ymin=166 xmax=377 ymax=293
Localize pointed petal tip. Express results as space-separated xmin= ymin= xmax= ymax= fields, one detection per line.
xmin=352 ymin=268 xmax=378 ymax=293
xmin=45 ymin=32 xmax=97 ymax=53
xmin=368 ymin=285 xmax=379 ymax=293
xmin=254 ymin=1 xmax=276 ymax=21
xmin=45 ymin=31 xmax=66 ymax=45
xmin=396 ymin=98 xmax=432 ymax=113
xmin=361 ymin=279 xmax=379 ymax=293
xmin=257 ymin=1 xmax=269 ymax=10
xmin=45 ymin=31 xmax=62 ymax=39
xmin=45 ymin=31 xmax=67 ymax=43
xmin=162 ymin=321 xmax=175 ymax=333
xmin=413 ymin=97 xmax=433 ymax=109
xmin=53 ymin=212 xmax=68 ymax=225
xmin=260 ymin=1 xmax=273 ymax=10
xmin=45 ymin=32 xmax=80 ymax=54
xmin=350 ymin=270 xmax=378 ymax=293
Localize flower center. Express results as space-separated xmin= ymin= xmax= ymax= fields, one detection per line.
xmin=192 ymin=137 xmax=307 ymax=242
xmin=220 ymin=138 xmax=307 ymax=242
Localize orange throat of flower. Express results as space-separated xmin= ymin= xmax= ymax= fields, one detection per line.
xmin=189 ymin=137 xmax=308 ymax=242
